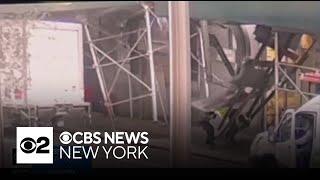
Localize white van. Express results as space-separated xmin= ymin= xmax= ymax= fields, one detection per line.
xmin=250 ymin=95 xmax=320 ymax=168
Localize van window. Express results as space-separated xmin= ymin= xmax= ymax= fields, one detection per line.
xmin=276 ymin=113 xmax=292 ymax=142
xmin=295 ymin=112 xmax=315 ymax=168
xmin=295 ymin=112 xmax=315 ymax=140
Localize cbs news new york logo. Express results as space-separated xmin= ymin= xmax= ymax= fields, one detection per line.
xmin=16 ymin=127 xmax=149 ymax=164
xmin=16 ymin=127 xmax=53 ymax=164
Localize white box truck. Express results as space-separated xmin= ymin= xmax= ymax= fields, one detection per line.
xmin=0 ymin=20 xmax=91 ymax=127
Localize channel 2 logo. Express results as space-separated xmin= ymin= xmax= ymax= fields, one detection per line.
xmin=16 ymin=127 xmax=53 ymax=164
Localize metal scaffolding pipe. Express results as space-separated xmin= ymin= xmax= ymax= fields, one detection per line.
xmin=128 ymin=74 xmax=133 ymax=119
xmin=107 ymin=28 xmax=148 ymax=94
xmin=278 ymin=66 xmax=309 ymax=101
xmin=84 ymin=25 xmax=115 ymax=122
xmin=191 ymin=52 xmax=203 ymax=66
xmin=99 ymin=53 xmax=149 ymax=68
xmin=86 ymin=28 xmax=146 ymax=43
xmin=190 ymin=32 xmax=198 ymax=39
xmin=86 ymin=21 xmax=153 ymax=64
xmin=99 ymin=45 xmax=167 ymax=68
xmin=107 ymin=93 xmax=152 ymax=107
xmin=0 ymin=76 xmax=3 ymax=168
xmin=279 ymin=62 xmax=320 ymax=72
xmin=199 ymin=20 xmax=212 ymax=74
xmin=145 ymin=6 xmax=159 ymax=122
xmin=92 ymin=44 xmax=152 ymax=91
xmin=198 ymin=27 xmax=210 ymax=97
xmin=277 ymin=88 xmax=318 ymax=97
xmin=274 ymin=32 xmax=280 ymax=127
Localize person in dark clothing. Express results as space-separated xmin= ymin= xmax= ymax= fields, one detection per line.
xmin=200 ymin=111 xmax=219 ymax=145
xmin=295 ymin=116 xmax=313 ymax=168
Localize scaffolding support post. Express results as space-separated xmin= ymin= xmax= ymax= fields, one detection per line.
xmin=0 ymin=75 xmax=3 ymax=168
xmin=144 ymin=7 xmax=158 ymax=122
xmin=199 ymin=20 xmax=212 ymax=75
xmin=128 ymin=74 xmax=133 ymax=119
xmin=169 ymin=1 xmax=191 ymax=168
xmin=198 ymin=28 xmax=210 ymax=98
xmin=274 ymin=32 xmax=280 ymax=127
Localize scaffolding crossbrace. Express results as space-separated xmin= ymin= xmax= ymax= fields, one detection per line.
xmin=275 ymin=63 xmax=320 ymax=99
xmin=83 ymin=6 xmax=168 ymax=123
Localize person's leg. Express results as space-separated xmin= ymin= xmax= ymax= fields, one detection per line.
xmin=304 ymin=151 xmax=312 ymax=168
xmin=297 ymin=151 xmax=310 ymax=168
xmin=200 ymin=120 xmax=215 ymax=145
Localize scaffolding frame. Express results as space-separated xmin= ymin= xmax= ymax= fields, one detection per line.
xmin=83 ymin=5 xmax=169 ymax=124
xmin=274 ymin=32 xmax=318 ymax=126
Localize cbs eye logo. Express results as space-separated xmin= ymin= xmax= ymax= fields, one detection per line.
xmin=16 ymin=127 xmax=53 ymax=164
xmin=20 ymin=137 xmax=50 ymax=154
xmin=59 ymin=131 xmax=72 ymax=144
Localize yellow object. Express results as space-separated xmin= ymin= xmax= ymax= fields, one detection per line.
xmin=266 ymin=47 xmax=276 ymax=61
xmin=300 ymin=34 xmax=313 ymax=49
xmin=216 ymin=107 xmax=228 ymax=118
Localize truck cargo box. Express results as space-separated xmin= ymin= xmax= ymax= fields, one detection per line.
xmin=0 ymin=20 xmax=86 ymax=107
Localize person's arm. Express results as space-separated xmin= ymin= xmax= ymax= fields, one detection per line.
xmin=296 ymin=129 xmax=312 ymax=145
